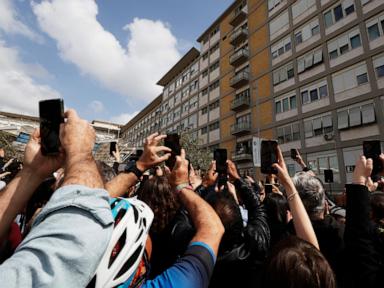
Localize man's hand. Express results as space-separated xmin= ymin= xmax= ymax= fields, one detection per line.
xmin=272 ymin=146 xmax=293 ymax=187
xmin=112 ymin=145 xmax=121 ymax=163
xmin=136 ymin=133 xmax=171 ymax=172
xmin=352 ymin=156 xmax=373 ymax=186
xmin=227 ymin=160 xmax=240 ymax=182
xmin=60 ymin=109 xmax=95 ymax=161
xmin=170 ymin=149 xmax=189 ymax=188
xmin=189 ymin=164 xmax=202 ymax=190
xmin=202 ymin=161 xmax=218 ymax=187
xmin=24 ymin=128 xmax=64 ymax=180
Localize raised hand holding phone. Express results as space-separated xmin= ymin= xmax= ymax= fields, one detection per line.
xmin=261 ymin=140 xmax=278 ymax=174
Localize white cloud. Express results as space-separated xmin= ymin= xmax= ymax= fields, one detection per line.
xmin=32 ymin=0 xmax=181 ymax=104
xmin=110 ymin=111 xmax=139 ymax=125
xmin=0 ymin=0 xmax=42 ymax=42
xmin=88 ymin=100 xmax=104 ymax=113
xmin=0 ymin=40 xmax=61 ymax=116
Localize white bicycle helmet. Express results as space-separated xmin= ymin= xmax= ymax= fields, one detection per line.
xmin=88 ymin=197 xmax=154 ymax=288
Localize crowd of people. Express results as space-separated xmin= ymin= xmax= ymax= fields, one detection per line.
xmin=0 ymin=109 xmax=383 ymax=287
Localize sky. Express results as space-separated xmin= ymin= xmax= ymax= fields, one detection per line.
xmin=0 ymin=0 xmax=233 ymax=124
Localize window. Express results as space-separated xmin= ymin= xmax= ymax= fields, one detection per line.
xmin=324 ymin=1 xmax=356 ymax=28
xmin=202 ymin=53 xmax=209 ymax=60
xmin=273 ymin=62 xmax=294 ymax=86
xmin=373 ymin=53 xmax=384 ymax=78
xmin=328 ymin=28 xmax=361 ymax=60
xmin=201 ymin=127 xmax=208 ymax=134
xmin=209 ymin=100 xmax=219 ymax=110
xmin=304 ymin=114 xmax=333 ymax=138
xmin=209 ymin=80 xmax=220 ymax=91
xmin=357 ymin=73 xmax=368 ymax=85
xmin=202 ymin=70 xmax=208 ymax=78
xmin=189 ymin=96 xmax=198 ymax=109
xmin=201 ymin=88 xmax=208 ymax=96
xmin=268 ymin=0 xmax=282 ymax=12
xmin=269 ymin=10 xmax=289 ymax=37
xmin=275 ymin=94 xmax=296 ymax=114
xmin=202 ymin=107 xmax=208 ymax=114
xmin=271 ymin=36 xmax=292 ymax=59
xmin=337 ymin=103 xmax=376 ymax=129
xmin=300 ymin=80 xmax=328 ymax=105
xmin=333 ymin=62 xmax=369 ymax=94
xmin=210 ymin=43 xmax=219 ymax=54
xmin=209 ymin=61 xmax=220 ymax=72
xmin=292 ymin=0 xmax=316 ymax=20
xmin=190 ymin=80 xmax=199 ymax=92
xmin=297 ymin=48 xmax=323 ymax=74
xmin=277 ymin=123 xmax=300 ymax=144
xmin=295 ymin=18 xmax=320 ymax=45
xmin=209 ymin=121 xmax=220 ymax=131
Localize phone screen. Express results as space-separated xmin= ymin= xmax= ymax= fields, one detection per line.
xmin=265 ymin=184 xmax=273 ymax=194
xmin=110 ymin=142 xmax=117 ymax=156
xmin=214 ymin=149 xmax=227 ymax=175
xmin=363 ymin=141 xmax=383 ymax=177
xmin=261 ymin=140 xmax=278 ymax=174
xmin=291 ymin=149 xmax=298 ymax=160
xmin=164 ymin=134 xmax=181 ymax=169
xmin=39 ymin=99 xmax=64 ymax=155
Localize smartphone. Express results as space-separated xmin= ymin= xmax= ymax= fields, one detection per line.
xmin=39 ymin=99 xmax=64 ymax=156
xmin=214 ymin=149 xmax=227 ymax=175
xmin=363 ymin=141 xmax=383 ymax=177
xmin=110 ymin=142 xmax=117 ymax=156
xmin=291 ymin=149 xmax=298 ymax=160
xmin=265 ymin=184 xmax=273 ymax=194
xmin=261 ymin=140 xmax=278 ymax=174
xmin=164 ymin=134 xmax=181 ymax=169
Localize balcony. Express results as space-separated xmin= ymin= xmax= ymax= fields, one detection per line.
xmin=229 ymin=8 xmax=247 ymax=27
xmin=232 ymin=150 xmax=253 ymax=162
xmin=230 ymin=48 xmax=249 ymax=66
xmin=231 ymin=122 xmax=251 ymax=136
xmin=230 ymin=28 xmax=248 ymax=46
xmin=231 ymin=94 xmax=250 ymax=111
xmin=230 ymin=71 xmax=249 ymax=89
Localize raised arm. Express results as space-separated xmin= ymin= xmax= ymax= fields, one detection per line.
xmin=273 ymin=146 xmax=319 ymax=249
xmin=0 ymin=129 xmax=64 ymax=239
xmin=105 ymin=133 xmax=171 ymax=197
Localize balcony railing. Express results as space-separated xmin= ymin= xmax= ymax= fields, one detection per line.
xmin=229 ymin=48 xmax=249 ymax=66
xmin=231 ymin=122 xmax=251 ymax=135
xmin=231 ymin=94 xmax=250 ymax=111
xmin=230 ymin=71 xmax=249 ymax=88
xmin=230 ymin=28 xmax=248 ymax=45
xmin=232 ymin=150 xmax=253 ymax=162
xmin=229 ymin=8 xmax=247 ymax=27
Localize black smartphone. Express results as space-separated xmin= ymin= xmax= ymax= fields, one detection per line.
xmin=110 ymin=142 xmax=117 ymax=156
xmin=363 ymin=141 xmax=383 ymax=177
xmin=164 ymin=134 xmax=181 ymax=169
xmin=291 ymin=149 xmax=298 ymax=160
xmin=265 ymin=184 xmax=273 ymax=194
xmin=261 ymin=140 xmax=278 ymax=174
xmin=214 ymin=149 xmax=227 ymax=175
xmin=39 ymin=99 xmax=64 ymax=156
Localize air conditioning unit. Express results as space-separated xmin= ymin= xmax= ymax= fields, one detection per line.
xmin=323 ymin=133 xmax=334 ymax=141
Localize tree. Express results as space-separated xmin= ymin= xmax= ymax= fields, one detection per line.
xmin=180 ymin=132 xmax=212 ymax=171
xmin=0 ymin=131 xmax=18 ymax=159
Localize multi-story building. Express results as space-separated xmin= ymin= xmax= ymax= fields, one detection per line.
xmin=122 ymin=0 xmax=384 ymax=191
xmin=120 ymin=94 xmax=163 ymax=148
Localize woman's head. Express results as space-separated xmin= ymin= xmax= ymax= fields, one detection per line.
xmin=265 ymin=236 xmax=335 ymax=288
xmin=137 ymin=176 xmax=179 ymax=234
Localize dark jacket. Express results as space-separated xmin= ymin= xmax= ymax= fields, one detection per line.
xmin=344 ymin=184 xmax=384 ymax=288
xmin=208 ymin=178 xmax=270 ymax=287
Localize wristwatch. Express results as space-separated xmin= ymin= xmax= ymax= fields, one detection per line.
xmin=124 ymin=161 xmax=143 ymax=179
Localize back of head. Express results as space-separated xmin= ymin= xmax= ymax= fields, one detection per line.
xmin=206 ymin=192 xmax=243 ymax=252
xmin=292 ymin=172 xmax=325 ymax=219
xmin=371 ymin=192 xmax=384 ymax=223
xmin=264 ymin=193 xmax=289 ymax=225
xmin=265 ymin=236 xmax=336 ymax=288
xmin=137 ymin=176 xmax=179 ymax=234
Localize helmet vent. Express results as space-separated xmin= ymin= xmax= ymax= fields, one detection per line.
xmin=114 ymin=244 xmax=143 ymax=280
xmin=109 ymin=230 xmax=127 ymax=268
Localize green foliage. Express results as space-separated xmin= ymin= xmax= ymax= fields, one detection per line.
xmin=180 ymin=132 xmax=212 ymax=171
